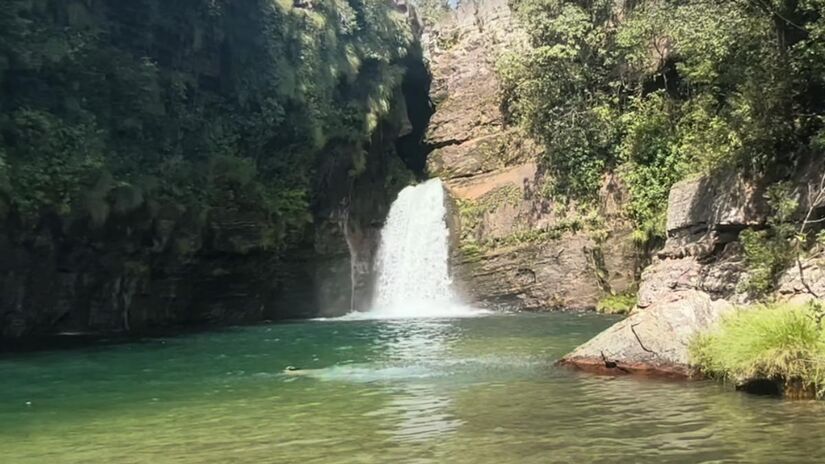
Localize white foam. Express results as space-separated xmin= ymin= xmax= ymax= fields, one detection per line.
xmin=367 ymin=179 xmax=483 ymax=319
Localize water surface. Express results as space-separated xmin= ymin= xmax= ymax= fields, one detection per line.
xmin=2 ymin=313 xmax=824 ymax=463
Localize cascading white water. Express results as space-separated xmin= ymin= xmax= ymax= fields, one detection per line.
xmin=366 ymin=178 xmax=475 ymax=318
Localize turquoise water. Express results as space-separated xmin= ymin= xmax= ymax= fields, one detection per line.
xmin=2 ymin=312 xmax=825 ymax=463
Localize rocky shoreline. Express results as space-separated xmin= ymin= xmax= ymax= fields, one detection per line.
xmin=559 ymin=167 xmax=825 ymax=390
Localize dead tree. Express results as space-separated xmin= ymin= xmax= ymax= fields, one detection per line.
xmin=795 ymin=172 xmax=825 ymax=298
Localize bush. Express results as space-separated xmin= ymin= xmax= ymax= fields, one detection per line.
xmin=0 ymin=0 xmax=414 ymax=248
xmin=690 ymin=303 xmax=825 ymax=398
xmin=739 ymin=182 xmax=799 ymax=296
xmin=596 ymin=291 xmax=637 ymax=315
xmin=739 ymin=229 xmax=795 ymax=296
xmin=619 ymin=93 xmax=684 ymax=243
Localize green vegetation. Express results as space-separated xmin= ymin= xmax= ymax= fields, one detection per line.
xmin=414 ymin=0 xmax=452 ymax=26
xmin=456 ymin=185 xmax=522 ymax=253
xmin=737 ymin=179 xmax=825 ymax=297
xmin=491 ymin=219 xmax=582 ymax=246
xmin=0 ymin=0 xmax=414 ymax=248
xmin=739 ymin=228 xmax=795 ymax=296
xmin=499 ymin=0 xmax=825 ymax=243
xmin=739 ymin=183 xmax=798 ymax=295
xmin=596 ymin=291 xmax=637 ymax=315
xmin=456 ymin=186 xmax=612 ymax=257
xmin=690 ymin=302 xmax=825 ymax=398
xmin=456 ymin=186 xmax=610 ymax=256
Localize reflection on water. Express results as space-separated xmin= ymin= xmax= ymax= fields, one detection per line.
xmin=377 ymin=320 xmax=462 ymax=443
xmin=2 ymin=313 xmax=825 ymax=463
xmin=379 ymin=383 xmax=462 ymax=444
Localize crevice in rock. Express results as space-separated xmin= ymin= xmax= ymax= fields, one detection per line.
xmin=426 ymin=138 xmax=468 ymax=151
xmin=736 ymin=378 xmax=783 ymax=396
xmin=395 ymin=41 xmax=434 ymax=178
xmin=443 ymin=168 xmax=497 ymax=180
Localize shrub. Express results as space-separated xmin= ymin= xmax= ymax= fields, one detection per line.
xmin=690 ymin=303 xmax=825 ymax=398
xmin=0 ymin=0 xmax=415 ymax=248
xmin=619 ymin=93 xmax=684 ymax=244
xmin=596 ymin=291 xmax=637 ymax=315
xmin=739 ymin=182 xmax=798 ymax=296
xmin=499 ymin=0 xmax=825 ymax=242
xmin=739 ymin=229 xmax=794 ymax=296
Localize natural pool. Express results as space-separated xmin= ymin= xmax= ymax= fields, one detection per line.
xmin=2 ymin=312 xmax=825 ymax=463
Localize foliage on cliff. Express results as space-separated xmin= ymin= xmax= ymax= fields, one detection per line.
xmin=499 ymin=0 xmax=825 ymax=242
xmin=0 ymin=0 xmax=413 ymax=248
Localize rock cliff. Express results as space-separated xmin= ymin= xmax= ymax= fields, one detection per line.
xmin=424 ymin=0 xmax=638 ymax=310
xmin=0 ymin=0 xmax=425 ymax=342
xmin=0 ymin=115 xmax=414 ymax=341
xmin=561 ymin=165 xmax=825 ymax=376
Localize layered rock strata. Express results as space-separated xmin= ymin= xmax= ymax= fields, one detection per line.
xmin=425 ymin=0 xmax=638 ymax=310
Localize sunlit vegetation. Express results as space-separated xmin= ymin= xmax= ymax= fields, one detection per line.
xmin=455 ymin=186 xmax=612 ymax=256
xmin=690 ymin=302 xmax=825 ymax=398
xmin=596 ymin=291 xmax=636 ymax=315
xmin=499 ymin=0 xmax=825 ymax=244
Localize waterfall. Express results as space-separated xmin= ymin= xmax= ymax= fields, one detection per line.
xmin=365 ymin=178 xmax=477 ymax=318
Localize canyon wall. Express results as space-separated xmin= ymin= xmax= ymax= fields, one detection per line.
xmin=0 ymin=0 xmax=424 ymax=341
xmin=0 ymin=104 xmax=417 ymax=341
xmin=425 ymin=0 xmax=638 ymax=310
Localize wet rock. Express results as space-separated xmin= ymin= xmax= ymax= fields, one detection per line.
xmin=735 ymin=377 xmax=818 ymax=399
xmin=208 ymin=209 xmax=268 ymax=254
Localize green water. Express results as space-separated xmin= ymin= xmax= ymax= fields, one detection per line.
xmin=2 ymin=313 xmax=825 ymax=463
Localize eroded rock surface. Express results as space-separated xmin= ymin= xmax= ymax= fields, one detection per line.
xmin=425 ymin=0 xmax=637 ymax=310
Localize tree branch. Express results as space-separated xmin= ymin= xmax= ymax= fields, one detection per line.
xmin=630 ymin=323 xmax=658 ymax=356
xmin=794 ymin=172 xmax=825 ymax=299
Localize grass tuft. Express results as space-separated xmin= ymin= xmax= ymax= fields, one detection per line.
xmin=690 ymin=302 xmax=825 ymax=398
xmin=596 ymin=291 xmax=636 ymax=315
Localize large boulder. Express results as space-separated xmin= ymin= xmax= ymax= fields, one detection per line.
xmin=666 ymin=171 xmax=768 ymax=233
xmin=559 ymin=290 xmax=733 ymax=376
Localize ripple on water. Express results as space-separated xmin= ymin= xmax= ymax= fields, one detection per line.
xmin=1 ymin=313 xmax=825 ymax=463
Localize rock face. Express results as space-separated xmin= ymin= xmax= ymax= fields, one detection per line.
xmin=425 ymin=0 xmax=637 ymax=310
xmin=0 ymin=205 xmax=286 ymax=341
xmin=0 ymin=1 xmax=432 ymax=342
xmin=560 ymin=167 xmax=825 ymax=376
xmin=0 ymin=110 xmax=415 ymax=343
xmin=309 ymin=123 xmax=417 ymax=316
